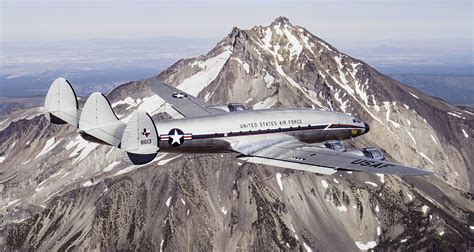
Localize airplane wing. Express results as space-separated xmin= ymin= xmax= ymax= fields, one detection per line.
xmin=232 ymin=137 xmax=433 ymax=176
xmin=148 ymin=80 xmax=224 ymax=118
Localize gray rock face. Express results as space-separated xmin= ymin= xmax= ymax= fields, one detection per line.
xmin=0 ymin=17 xmax=472 ymax=250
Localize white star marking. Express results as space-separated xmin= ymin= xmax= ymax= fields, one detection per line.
xmin=173 ymin=93 xmax=186 ymax=99
xmin=169 ymin=129 xmax=184 ymax=145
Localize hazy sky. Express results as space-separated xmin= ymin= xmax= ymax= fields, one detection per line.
xmin=1 ymin=0 xmax=473 ymax=42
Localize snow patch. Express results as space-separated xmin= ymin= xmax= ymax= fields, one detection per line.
xmin=136 ymin=95 xmax=167 ymax=116
xmin=35 ymin=137 xmax=61 ymax=159
xmin=419 ymin=152 xmax=434 ymax=165
xmin=321 ymin=180 xmax=328 ymax=189
xmin=220 ymin=206 xmax=227 ymax=215
xmin=447 ymin=112 xmax=463 ymax=119
xmin=355 ymin=241 xmax=377 ymax=250
xmin=166 ymin=197 xmax=172 ymax=207
xmin=375 ymin=205 xmax=379 ymax=213
xmin=263 ymin=71 xmax=275 ymax=88
xmin=400 ymin=238 xmax=408 ymax=243
xmin=105 ymin=148 xmax=115 ymax=159
xmin=439 ymin=230 xmax=445 ymax=236
xmin=232 ymin=57 xmax=250 ymax=74
xmin=337 ymin=205 xmax=347 ymax=212
xmin=112 ymin=97 xmax=136 ymax=109
xmin=82 ymin=180 xmax=94 ymax=187
xmin=333 ymin=178 xmax=339 ymax=184
xmin=409 ymin=92 xmax=419 ymax=99
xmin=406 ymin=193 xmax=414 ymax=201
xmin=253 ymin=96 xmax=277 ymax=110
xmin=0 ymin=156 xmax=6 ymax=163
xmin=177 ymin=46 xmax=232 ymax=96
xmin=430 ymin=135 xmax=438 ymax=144
xmin=334 ymin=55 xmax=349 ymax=84
xmin=158 ymin=154 xmax=182 ymax=166
xmin=406 ymin=130 xmax=417 ymax=145
xmin=303 ymin=242 xmax=313 ymax=252
xmin=376 ymin=173 xmax=385 ymax=184
xmin=1 ymin=199 xmax=19 ymax=209
xmin=377 ymin=226 xmax=381 ymax=236
xmin=365 ymin=181 xmax=378 ymax=187
xmin=242 ymin=62 xmax=250 ymax=73
xmin=421 ymin=205 xmax=429 ymax=214
xmin=283 ymin=26 xmax=303 ymax=60
xmin=35 ymin=171 xmax=63 ymax=192
xmin=276 ymin=173 xmax=283 ymax=191
xmin=181 ymin=199 xmax=186 ymax=205
xmin=113 ymin=155 xmax=164 ymax=176
xmin=462 ymin=129 xmax=469 ymax=138
xmin=103 ymin=161 xmax=121 ymax=172
xmin=67 ymin=136 xmax=99 ymax=163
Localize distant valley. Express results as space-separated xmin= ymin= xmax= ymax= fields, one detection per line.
xmin=388 ymin=74 xmax=474 ymax=107
xmin=1 ymin=38 xmax=471 ymax=109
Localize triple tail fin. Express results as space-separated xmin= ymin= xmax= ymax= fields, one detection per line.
xmin=121 ymin=110 xmax=159 ymax=165
xmin=44 ymin=78 xmax=79 ymax=127
xmin=78 ymin=92 xmax=125 ymax=147
xmin=44 ymin=77 xmax=159 ymax=165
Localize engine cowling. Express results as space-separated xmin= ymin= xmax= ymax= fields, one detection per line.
xmin=347 ymin=147 xmax=385 ymax=160
xmin=323 ymin=141 xmax=346 ymax=152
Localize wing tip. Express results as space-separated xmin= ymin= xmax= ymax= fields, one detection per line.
xmin=406 ymin=167 xmax=435 ymax=176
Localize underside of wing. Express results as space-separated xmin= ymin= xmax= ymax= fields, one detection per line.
xmin=148 ymin=80 xmax=225 ymax=118
xmin=234 ymin=139 xmax=434 ymax=176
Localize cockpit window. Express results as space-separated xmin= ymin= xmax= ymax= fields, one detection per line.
xmin=333 ymin=142 xmax=344 ymax=152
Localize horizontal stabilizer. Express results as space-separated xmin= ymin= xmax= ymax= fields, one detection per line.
xmin=79 ymin=92 xmax=125 ymax=147
xmin=44 ymin=78 xmax=79 ymax=127
xmin=121 ymin=110 xmax=159 ymax=165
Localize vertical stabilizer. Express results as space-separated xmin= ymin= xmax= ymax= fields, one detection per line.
xmin=79 ymin=92 xmax=125 ymax=147
xmin=121 ymin=110 xmax=159 ymax=165
xmin=44 ymin=78 xmax=79 ymax=127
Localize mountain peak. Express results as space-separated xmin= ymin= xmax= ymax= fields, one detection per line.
xmin=271 ymin=16 xmax=291 ymax=26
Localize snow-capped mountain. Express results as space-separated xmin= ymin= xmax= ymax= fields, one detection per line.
xmin=0 ymin=17 xmax=472 ymax=250
xmin=155 ymin=16 xmax=473 ymax=191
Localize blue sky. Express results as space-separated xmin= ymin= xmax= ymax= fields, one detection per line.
xmin=2 ymin=0 xmax=472 ymax=42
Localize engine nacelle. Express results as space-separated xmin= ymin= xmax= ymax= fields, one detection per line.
xmin=323 ymin=141 xmax=346 ymax=152
xmin=347 ymin=147 xmax=385 ymax=160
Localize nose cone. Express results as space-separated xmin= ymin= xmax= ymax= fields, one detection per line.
xmin=364 ymin=122 xmax=370 ymax=134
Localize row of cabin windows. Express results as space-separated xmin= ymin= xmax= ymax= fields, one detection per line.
xmin=213 ymin=124 xmax=320 ymax=136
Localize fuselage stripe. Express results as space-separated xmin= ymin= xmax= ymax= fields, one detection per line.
xmin=158 ymin=124 xmax=364 ymax=142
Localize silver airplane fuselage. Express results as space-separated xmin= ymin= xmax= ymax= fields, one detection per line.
xmin=155 ymin=108 xmax=369 ymax=153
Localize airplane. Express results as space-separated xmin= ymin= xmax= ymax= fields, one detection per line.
xmin=43 ymin=77 xmax=434 ymax=176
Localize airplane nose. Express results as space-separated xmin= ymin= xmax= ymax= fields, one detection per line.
xmin=364 ymin=123 xmax=370 ymax=133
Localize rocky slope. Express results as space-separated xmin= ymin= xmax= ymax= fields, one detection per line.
xmin=0 ymin=17 xmax=472 ymax=250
